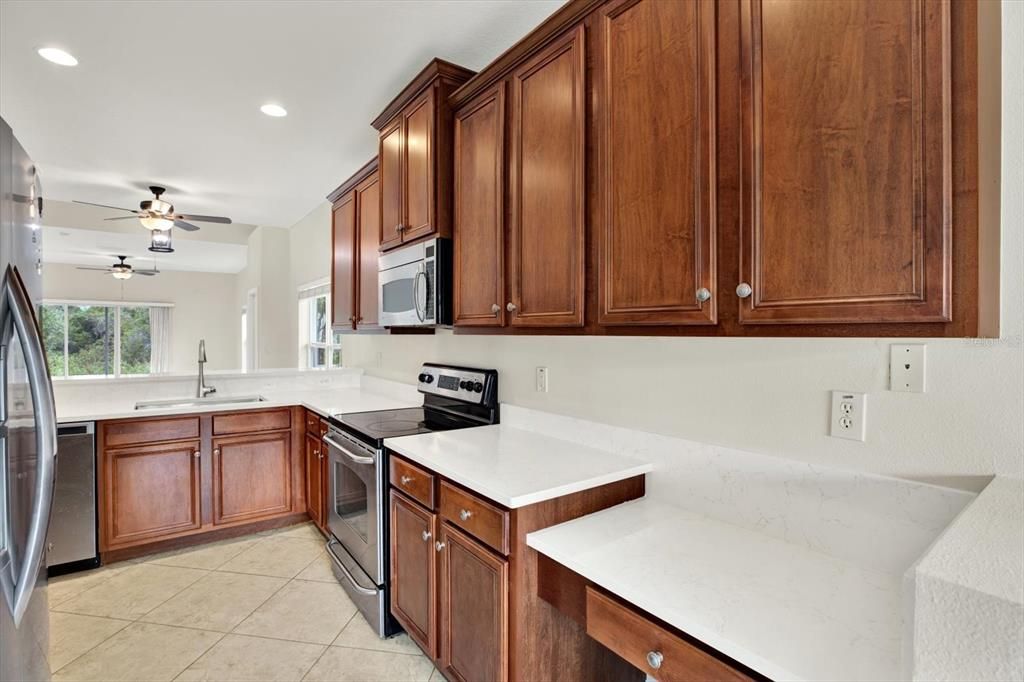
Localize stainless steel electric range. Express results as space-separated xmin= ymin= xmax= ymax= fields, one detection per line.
xmin=320 ymin=363 xmax=499 ymax=638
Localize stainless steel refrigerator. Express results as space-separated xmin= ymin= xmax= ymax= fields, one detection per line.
xmin=0 ymin=116 xmax=58 ymax=681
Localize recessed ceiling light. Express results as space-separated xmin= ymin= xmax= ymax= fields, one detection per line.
xmin=260 ymin=103 xmax=287 ymax=118
xmin=37 ymin=47 xmax=78 ymax=66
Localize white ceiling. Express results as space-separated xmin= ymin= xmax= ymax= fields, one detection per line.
xmin=0 ymin=0 xmax=563 ymax=228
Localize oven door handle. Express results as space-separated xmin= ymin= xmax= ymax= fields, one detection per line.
xmin=322 ymin=434 xmax=375 ymax=465
xmin=325 ymin=539 xmax=379 ymax=596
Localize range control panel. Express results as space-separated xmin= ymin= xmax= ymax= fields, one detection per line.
xmin=417 ymin=363 xmax=498 ymax=406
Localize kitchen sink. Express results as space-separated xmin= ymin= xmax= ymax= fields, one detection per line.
xmin=134 ymin=395 xmax=268 ymax=410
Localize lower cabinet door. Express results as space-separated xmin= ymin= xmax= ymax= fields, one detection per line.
xmin=439 ymin=523 xmax=508 ymax=682
xmin=102 ymin=440 xmax=202 ymax=548
xmin=212 ymin=432 xmax=292 ymax=525
xmin=390 ymin=491 xmax=438 ymax=658
xmin=305 ymin=433 xmax=324 ymax=529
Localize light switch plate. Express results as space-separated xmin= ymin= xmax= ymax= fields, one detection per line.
xmin=890 ymin=344 xmax=926 ymax=392
xmin=535 ymin=367 xmax=549 ymax=392
xmin=830 ymin=391 xmax=867 ymax=441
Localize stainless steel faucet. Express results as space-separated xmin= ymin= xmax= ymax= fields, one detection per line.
xmin=197 ymin=339 xmax=216 ymax=398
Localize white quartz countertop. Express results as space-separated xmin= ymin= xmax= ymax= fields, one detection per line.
xmin=56 ymin=386 xmax=420 ymax=423
xmin=383 ymin=424 xmax=653 ymax=508
xmin=527 ymin=498 xmax=905 ymax=682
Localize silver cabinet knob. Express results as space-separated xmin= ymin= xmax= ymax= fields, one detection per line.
xmin=459 ymin=509 xmax=473 ymax=521
xmin=213 ymin=448 xmax=221 ymax=457
xmin=422 ymin=530 xmax=431 ymax=542
xmin=736 ymin=282 xmax=753 ymax=298
xmin=646 ymin=651 xmax=664 ymax=670
xmin=491 ymin=303 xmax=500 ymax=316
xmin=696 ymin=287 xmax=712 ymax=303
xmin=193 ymin=450 xmax=201 ymax=459
xmin=400 ymin=475 xmax=413 ymax=485
xmin=396 ymin=224 xmax=405 ymax=232
xmin=435 ymin=541 xmax=445 ymax=553
xmin=506 ymin=302 xmax=517 ymax=312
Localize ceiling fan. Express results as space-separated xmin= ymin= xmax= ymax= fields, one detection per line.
xmin=74 ymin=186 xmax=232 ymax=232
xmin=77 ymin=255 xmax=158 ymax=280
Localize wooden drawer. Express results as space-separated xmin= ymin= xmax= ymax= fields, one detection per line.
xmin=305 ymin=410 xmax=328 ymax=436
xmin=439 ymin=481 xmax=509 ymax=555
xmin=390 ymin=456 xmax=436 ymax=510
xmin=585 ymin=587 xmax=753 ymax=682
xmin=212 ymin=408 xmax=291 ymax=436
xmin=103 ymin=416 xmax=200 ymax=448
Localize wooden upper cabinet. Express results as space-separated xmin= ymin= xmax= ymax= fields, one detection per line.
xmin=329 ymin=158 xmax=380 ymax=332
xmin=373 ymin=59 xmax=474 ymax=252
xmin=595 ymin=0 xmax=717 ymax=326
xmin=453 ymin=84 xmax=506 ymax=327
xmin=356 ymin=172 xmax=381 ymax=329
xmin=738 ymin=0 xmax=952 ymax=324
xmin=508 ymin=26 xmax=586 ymax=327
xmin=390 ymin=491 xmax=438 ymax=658
xmin=439 ymin=523 xmax=509 ymax=682
xmin=331 ymin=194 xmax=357 ymax=329
xmin=212 ymin=431 xmax=292 ymax=526
xmin=379 ymin=120 xmax=405 ymax=251
xmin=101 ymin=440 xmax=202 ymax=549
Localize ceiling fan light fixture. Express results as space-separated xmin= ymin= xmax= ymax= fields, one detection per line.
xmin=140 ymin=215 xmax=173 ymax=231
xmin=37 ymin=47 xmax=78 ymax=66
xmin=111 ymin=269 xmax=132 ymax=280
xmin=149 ymin=229 xmax=174 ymax=253
xmin=260 ymin=103 xmax=287 ymax=117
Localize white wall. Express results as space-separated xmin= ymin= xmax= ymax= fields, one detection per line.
xmin=338 ymin=4 xmax=1023 ymax=488
xmin=42 ymin=263 xmax=241 ymax=372
xmin=234 ymin=225 xmax=299 ymax=370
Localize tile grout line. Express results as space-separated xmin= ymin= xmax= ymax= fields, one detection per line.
xmin=48 ymin=613 xmax=133 ymax=675
xmin=300 ymin=611 xmax=359 ymax=682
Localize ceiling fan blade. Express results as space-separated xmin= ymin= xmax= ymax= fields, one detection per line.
xmin=134 ymin=270 xmax=159 ymax=276
xmin=173 ymin=220 xmax=200 ymax=232
xmin=104 ymin=215 xmax=141 ymax=221
xmin=176 ymin=213 xmax=232 ymax=224
xmin=76 ymin=266 xmax=114 ymax=272
xmin=73 ymin=200 xmax=138 ymax=213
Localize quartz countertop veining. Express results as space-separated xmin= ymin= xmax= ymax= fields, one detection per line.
xmin=383 ymin=424 xmax=654 ymax=508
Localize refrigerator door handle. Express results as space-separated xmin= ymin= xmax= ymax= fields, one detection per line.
xmin=0 ymin=265 xmax=57 ymax=626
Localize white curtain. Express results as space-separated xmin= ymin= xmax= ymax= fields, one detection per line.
xmin=149 ymin=306 xmax=172 ymax=373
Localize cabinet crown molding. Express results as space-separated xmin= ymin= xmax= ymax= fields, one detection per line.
xmin=327 ymin=156 xmax=379 ymax=204
xmin=372 ymin=58 xmax=475 ymax=131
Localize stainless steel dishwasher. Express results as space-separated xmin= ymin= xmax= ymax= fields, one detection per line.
xmin=46 ymin=422 xmax=98 ymax=575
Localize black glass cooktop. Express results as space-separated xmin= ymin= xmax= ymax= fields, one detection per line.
xmin=336 ymin=406 xmax=479 ymax=442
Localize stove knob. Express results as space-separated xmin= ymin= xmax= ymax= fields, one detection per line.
xmin=459 ymin=380 xmax=469 ymax=390
xmin=418 ymin=373 xmax=427 ymax=383
xmin=473 ymin=382 xmax=483 ymax=393
xmin=423 ymin=375 xmax=434 ymax=384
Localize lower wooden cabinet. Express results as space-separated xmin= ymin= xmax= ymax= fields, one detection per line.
xmin=212 ymin=431 xmax=292 ymax=525
xmin=305 ymin=432 xmax=325 ymax=530
xmin=98 ymin=408 xmax=305 ymax=556
xmin=390 ymin=491 xmax=438 ymax=657
xmin=439 ymin=523 xmax=509 ymax=682
xmin=102 ymin=439 xmax=202 ymax=547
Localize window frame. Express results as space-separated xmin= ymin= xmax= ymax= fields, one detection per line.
xmin=298 ymin=281 xmax=342 ymax=370
xmin=42 ymin=299 xmax=172 ymax=379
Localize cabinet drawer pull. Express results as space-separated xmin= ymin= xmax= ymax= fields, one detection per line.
xmin=646 ymin=651 xmax=663 ymax=670
xmin=506 ymin=302 xmax=517 ymax=313
xmin=435 ymin=541 xmax=445 ymax=552
xmin=400 ymin=475 xmax=413 ymax=485
xmin=736 ymin=282 xmax=753 ymax=298
xmin=491 ymin=303 xmax=500 ymax=316
xmin=458 ymin=509 xmax=473 ymax=521
xmin=422 ymin=530 xmax=431 ymax=542
xmin=696 ymin=287 xmax=712 ymax=303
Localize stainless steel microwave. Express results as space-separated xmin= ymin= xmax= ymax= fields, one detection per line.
xmin=378 ymin=238 xmax=452 ymax=327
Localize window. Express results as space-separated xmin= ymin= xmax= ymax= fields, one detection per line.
xmin=298 ymin=281 xmax=341 ymax=369
xmin=41 ymin=301 xmax=171 ymax=378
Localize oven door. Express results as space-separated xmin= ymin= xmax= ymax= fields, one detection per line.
xmin=379 ymin=260 xmax=432 ymax=327
xmin=322 ymin=428 xmax=383 ymax=584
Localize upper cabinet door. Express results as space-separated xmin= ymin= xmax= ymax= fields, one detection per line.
xmin=595 ymin=0 xmax=717 ymax=326
xmin=379 ymin=118 xmax=405 ymax=251
xmin=739 ymin=0 xmax=952 ymax=324
xmin=356 ymin=172 xmax=381 ymax=329
xmin=454 ymin=84 xmax=506 ymax=327
xmin=331 ymin=194 xmax=356 ymax=329
xmin=508 ymin=26 xmax=586 ymax=327
xmin=403 ymin=90 xmax=436 ymax=243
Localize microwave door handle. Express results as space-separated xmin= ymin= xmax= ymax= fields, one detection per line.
xmin=0 ymin=266 xmax=58 ymax=627
xmin=413 ymin=271 xmax=426 ymax=323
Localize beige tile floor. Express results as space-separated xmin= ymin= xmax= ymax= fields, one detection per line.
xmin=46 ymin=523 xmax=443 ymax=682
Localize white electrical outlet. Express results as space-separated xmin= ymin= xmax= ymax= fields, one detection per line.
xmin=535 ymin=367 xmax=549 ymax=392
xmin=890 ymin=344 xmax=926 ymax=392
xmin=830 ymin=391 xmax=867 ymax=441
